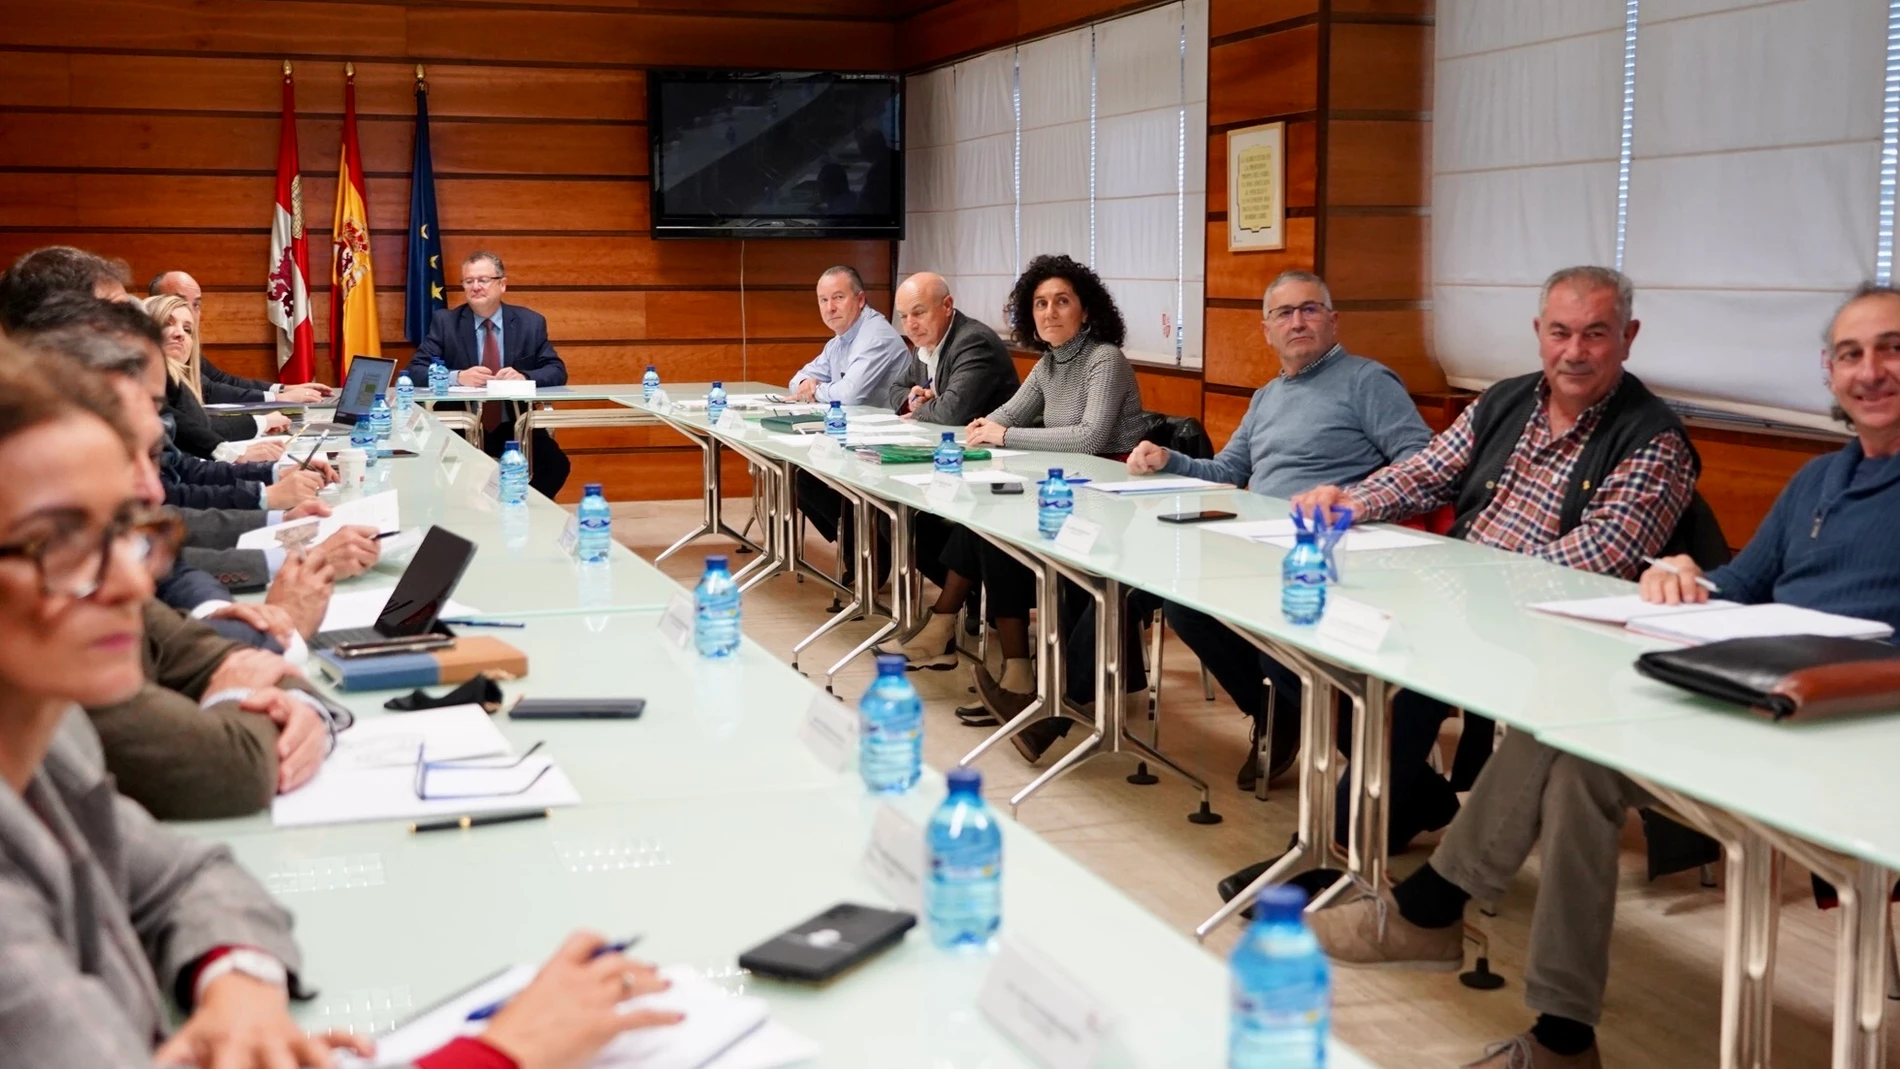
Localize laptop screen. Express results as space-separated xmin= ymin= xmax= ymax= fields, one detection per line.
xmin=374 ymin=526 xmax=476 ymax=637
xmin=335 ymin=357 xmax=397 ymax=424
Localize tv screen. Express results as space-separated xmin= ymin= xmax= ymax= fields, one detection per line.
xmin=649 ymin=71 xmax=903 ymax=240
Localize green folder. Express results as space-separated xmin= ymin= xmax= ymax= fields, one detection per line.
xmin=861 ymin=444 xmax=992 ymax=464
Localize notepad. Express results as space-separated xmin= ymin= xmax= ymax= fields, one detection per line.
xmin=1531 ymin=596 xmax=1894 ymax=644
xmin=1080 ymin=476 xmax=1226 ymax=495
xmin=1529 ymin=594 xmax=1740 ymax=626
xmin=236 ymin=490 xmax=401 ymax=551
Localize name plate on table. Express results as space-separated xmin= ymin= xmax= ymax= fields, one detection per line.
xmin=715 ymin=408 xmax=748 ymax=434
xmin=1316 ymin=595 xmax=1394 ymax=652
xmin=798 ymin=690 xmax=859 ymax=774
xmin=486 ymin=380 xmax=536 ymax=398
xmin=657 ymin=592 xmax=694 ymax=650
xmin=557 ymin=515 xmax=579 ymax=556
xmin=861 ymin=803 xmax=925 ymax=914
xmin=1053 ymin=516 xmax=1101 ymax=554
xmin=924 ymin=472 xmax=964 ymax=508
xmin=810 ymin=435 xmax=844 ymax=461
xmin=481 ymin=469 xmax=501 ymax=500
xmin=406 ymin=407 xmax=427 ymax=432
xmin=978 ymin=936 xmax=1115 ymax=1069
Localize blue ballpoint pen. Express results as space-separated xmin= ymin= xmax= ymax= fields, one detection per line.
xmin=439 ymin=619 xmax=526 ymax=628
xmin=465 ymin=936 xmax=643 ymax=1022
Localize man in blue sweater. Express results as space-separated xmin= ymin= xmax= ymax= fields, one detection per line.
xmin=1010 ymin=271 xmax=1433 ymax=791
xmin=1309 ymin=284 xmax=1900 ymax=1069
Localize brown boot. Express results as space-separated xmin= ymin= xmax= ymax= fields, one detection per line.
xmin=1305 ymin=890 xmax=1463 ymax=972
xmin=1464 ymin=1034 xmax=1602 ymax=1069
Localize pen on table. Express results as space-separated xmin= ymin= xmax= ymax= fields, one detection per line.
xmin=440 ymin=618 xmax=526 ymax=628
xmin=411 ymin=808 xmax=549 ymax=835
xmin=465 ymin=935 xmax=644 ymax=1022
xmin=1641 ymin=555 xmax=1722 ymax=593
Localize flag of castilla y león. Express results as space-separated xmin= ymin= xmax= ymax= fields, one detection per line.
xmin=266 ymin=61 xmax=316 ymax=384
xmin=329 ymin=63 xmax=380 ymax=378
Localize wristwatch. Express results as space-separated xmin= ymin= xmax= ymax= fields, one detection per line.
xmin=195 ymin=948 xmax=289 ymax=1003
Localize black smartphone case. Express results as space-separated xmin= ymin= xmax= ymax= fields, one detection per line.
xmin=737 ymin=903 xmax=916 ymax=983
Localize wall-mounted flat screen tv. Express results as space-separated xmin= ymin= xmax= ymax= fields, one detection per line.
xmin=648 ymin=70 xmax=904 ymax=240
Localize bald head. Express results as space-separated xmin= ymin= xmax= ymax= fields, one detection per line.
xmin=893 ymin=272 xmax=956 ymax=350
xmin=149 ymin=270 xmax=202 ymax=323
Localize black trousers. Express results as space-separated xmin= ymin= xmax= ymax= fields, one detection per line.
xmin=939 ymin=524 xmax=1034 ymax=621
xmin=486 ymin=428 xmax=569 ymax=499
xmin=1163 ymin=601 xmax=1461 ymax=852
xmin=1059 ymin=591 xmax=1158 ymax=702
xmin=799 ymin=474 xmax=951 ymax=588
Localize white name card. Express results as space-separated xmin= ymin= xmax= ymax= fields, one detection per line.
xmin=1316 ymin=594 xmax=1394 ymax=652
xmin=797 ymin=690 xmax=859 ymax=774
xmin=648 ymin=388 xmax=671 ymax=410
xmin=1053 ymin=515 xmax=1101 ymax=554
xmin=716 ymin=408 xmax=746 ymax=433
xmin=557 ymin=514 xmax=579 ymax=556
xmin=861 ymin=803 xmax=926 ymax=915
xmin=924 ymin=471 xmax=963 ymax=508
xmin=480 ymin=469 xmax=501 ymax=500
xmin=657 ymin=592 xmax=694 ymax=650
xmin=485 ymin=379 xmax=536 ymax=398
xmin=406 ymin=406 xmax=427 ymax=432
xmin=978 ymin=936 xmax=1115 ymax=1069
xmin=810 ymin=435 xmax=843 ymax=461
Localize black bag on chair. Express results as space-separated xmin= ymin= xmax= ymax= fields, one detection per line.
xmin=1140 ymin=411 xmax=1214 ymax=460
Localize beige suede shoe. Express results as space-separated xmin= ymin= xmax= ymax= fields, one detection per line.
xmin=1464 ymin=1034 xmax=1602 ymax=1069
xmin=1305 ymin=889 xmax=1463 ymax=972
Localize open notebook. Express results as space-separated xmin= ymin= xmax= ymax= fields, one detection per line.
xmin=1530 ymin=595 xmax=1893 ymax=644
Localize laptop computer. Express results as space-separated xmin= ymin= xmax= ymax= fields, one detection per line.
xmin=293 ymin=356 xmax=397 ymax=435
xmin=310 ymin=526 xmax=477 ymax=650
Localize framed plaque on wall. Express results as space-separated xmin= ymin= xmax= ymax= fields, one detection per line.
xmin=1227 ymin=121 xmax=1286 ymax=252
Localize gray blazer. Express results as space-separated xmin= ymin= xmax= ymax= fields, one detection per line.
xmin=0 ymin=709 xmax=300 ymax=1066
xmin=178 ymin=506 xmax=271 ymax=593
xmin=882 ymin=311 xmax=1021 ymax=425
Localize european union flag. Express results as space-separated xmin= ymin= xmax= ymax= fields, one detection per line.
xmin=404 ymin=74 xmax=446 ymax=343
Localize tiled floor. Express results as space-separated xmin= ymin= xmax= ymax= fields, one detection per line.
xmin=609 ymin=495 xmax=1888 ymax=1068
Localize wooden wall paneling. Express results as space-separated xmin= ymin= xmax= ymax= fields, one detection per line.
xmin=1325 ymin=119 xmax=1428 ymax=206
xmin=1687 ymin=427 xmax=1837 ymax=549
xmin=1201 ymin=389 xmax=1251 ymax=453
xmin=1208 ymin=24 xmax=1320 ymax=127
xmin=404 ymin=9 xmax=894 ymax=70
xmin=1208 ymin=118 xmax=1317 ymax=214
xmin=1209 ymin=0 xmax=1318 ymax=39
xmin=1133 ymin=368 xmax=1202 ymax=418
xmin=0 ymin=0 xmax=412 ymax=57
xmin=1320 ymin=215 xmax=1426 ymax=301
xmin=1205 ymin=218 xmax=1317 ymax=301
xmin=1335 ymin=308 xmax=1444 ymax=393
xmin=1203 ymin=305 xmax=1277 ymax=388
xmin=1331 ymin=0 xmax=1434 ymax=13
xmin=1325 ymin=22 xmax=1432 ymax=113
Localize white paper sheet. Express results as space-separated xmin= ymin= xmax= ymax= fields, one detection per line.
xmin=1080 ymin=476 xmax=1225 ymax=495
xmin=485 ymin=380 xmax=536 ymax=398
xmin=1202 ymin=518 xmax=1434 ymax=552
xmin=1529 ymin=594 xmax=1739 ymax=626
xmin=1625 ymin=603 xmax=1894 ymax=644
xmin=271 ymin=741 xmax=580 ymax=829
xmin=892 ymin=471 xmax=1025 ymax=486
xmin=329 ymin=705 xmax=510 ymax=771
xmin=766 ymin=433 xmax=820 ymax=447
xmin=353 ymin=965 xmax=806 ymax=1069
xmin=846 ymin=433 xmax=932 ymax=446
xmin=237 ymin=491 xmax=401 ymax=550
xmin=851 ymin=413 xmax=905 ymax=425
xmin=317 ymin=588 xmax=480 ymax=633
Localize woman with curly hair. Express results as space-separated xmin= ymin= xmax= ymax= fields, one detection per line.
xmin=890 ymin=256 xmax=1150 ymax=754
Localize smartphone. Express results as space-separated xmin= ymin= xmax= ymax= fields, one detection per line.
xmin=508 ymin=697 xmax=646 ymax=720
xmin=990 ymin=482 xmax=1025 ymax=495
xmin=737 ymin=903 xmax=916 ymax=983
xmin=1158 ymin=510 xmax=1238 ymax=524
xmin=331 ymin=634 xmax=457 ymax=659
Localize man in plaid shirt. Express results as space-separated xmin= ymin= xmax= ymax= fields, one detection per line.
xmin=1297 ymin=266 xmax=1701 ymax=1069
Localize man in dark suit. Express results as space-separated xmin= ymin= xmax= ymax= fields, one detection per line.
xmin=148 ymin=270 xmax=331 ymax=404
xmin=886 ymin=271 xmax=1020 ymax=425
xmin=405 ymin=251 xmax=571 ymax=498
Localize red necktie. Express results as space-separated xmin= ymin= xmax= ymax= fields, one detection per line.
xmin=481 ymin=319 xmax=503 ymax=431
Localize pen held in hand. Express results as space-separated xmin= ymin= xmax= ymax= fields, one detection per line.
xmin=295 ymin=431 xmax=330 ymax=471
xmin=464 ymin=934 xmax=644 ymax=1021
xmin=1641 ymin=555 xmax=1722 ymax=593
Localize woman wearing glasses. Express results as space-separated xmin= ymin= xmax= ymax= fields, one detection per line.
xmin=0 ymin=347 xmax=678 ymax=1069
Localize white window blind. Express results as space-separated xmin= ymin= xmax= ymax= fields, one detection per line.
xmin=900 ymin=1 xmax=1208 ymax=367
xmin=1435 ymin=0 xmax=1894 ymax=431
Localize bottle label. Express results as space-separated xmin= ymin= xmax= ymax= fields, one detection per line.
xmin=861 ymin=803 xmax=925 ymax=914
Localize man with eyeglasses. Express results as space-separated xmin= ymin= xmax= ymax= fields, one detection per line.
xmin=1112 ymin=270 xmax=1431 ymax=791
xmin=405 ymin=251 xmax=571 ymax=497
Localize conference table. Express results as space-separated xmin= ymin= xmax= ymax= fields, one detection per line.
xmin=622 ymin=395 xmax=1898 ymax=1069
xmin=206 ymin=409 xmax=1387 ymax=1069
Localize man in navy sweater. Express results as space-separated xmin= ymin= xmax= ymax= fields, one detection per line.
xmin=1307 ymin=283 xmax=1900 ymax=1069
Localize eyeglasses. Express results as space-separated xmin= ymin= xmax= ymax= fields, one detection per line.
xmin=1266 ymin=302 xmax=1332 ymax=323
xmin=461 ymin=276 xmax=505 ymax=289
xmin=413 ymin=740 xmax=553 ymax=801
xmin=0 ymin=504 xmax=183 ymax=599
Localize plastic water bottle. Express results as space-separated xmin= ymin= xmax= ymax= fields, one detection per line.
xmin=858 ymin=653 xmax=922 ymax=794
xmin=349 ymin=414 xmax=377 ymax=470
xmin=428 ymin=358 xmax=449 ymax=398
xmin=394 ymin=371 xmax=414 ymax=423
xmin=498 ymin=439 xmax=529 ymax=506
xmin=693 ymin=554 xmax=742 ymax=658
xmin=1037 ymin=467 xmax=1073 ymax=540
xmin=825 ymin=400 xmax=848 ymax=442
xmin=706 ymin=381 xmax=728 ymax=424
xmin=926 ymin=767 xmax=1002 ymax=950
xmin=642 ymin=364 xmax=660 ymax=404
xmin=369 ymin=393 xmax=393 ymax=442
xmin=933 ymin=431 xmax=962 ymax=475
xmin=1281 ymin=526 xmax=1327 ymax=625
xmin=576 ymin=482 xmax=612 ymax=563
xmin=1229 ymin=885 xmax=1330 ymax=1068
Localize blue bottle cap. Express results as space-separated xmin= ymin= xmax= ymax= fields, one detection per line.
xmin=831 ymin=399 xmax=842 ymax=408
xmin=505 ymin=440 xmax=519 ymax=450
xmin=584 ymin=483 xmax=603 ymax=495
xmin=1046 ymin=467 xmax=1063 ymax=479
xmin=875 ymin=652 xmax=907 ymax=675
xmin=705 ymin=554 xmax=728 ymax=570
xmin=374 ymin=393 xmax=385 ymax=401
xmin=1252 ymin=884 xmax=1309 ymax=921
xmin=941 ymin=431 xmax=955 ymax=441
xmin=947 ymin=766 xmax=982 ymax=792
xmin=646 ymin=364 xmax=656 ymax=371
xmin=711 ymin=381 xmax=723 ymax=388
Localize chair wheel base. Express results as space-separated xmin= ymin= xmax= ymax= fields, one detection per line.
xmin=1187 ymin=801 xmax=1223 ymax=825
xmin=1126 ymin=762 xmax=1159 ymax=785
xmin=734 ymin=544 xmax=754 ymax=554
xmin=1459 ymin=958 xmax=1506 ymax=990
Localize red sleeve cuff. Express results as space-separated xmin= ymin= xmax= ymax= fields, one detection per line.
xmin=416 ymin=1036 xmax=519 ymax=1069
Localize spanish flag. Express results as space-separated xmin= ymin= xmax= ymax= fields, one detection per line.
xmin=329 ymin=62 xmax=380 ymax=377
